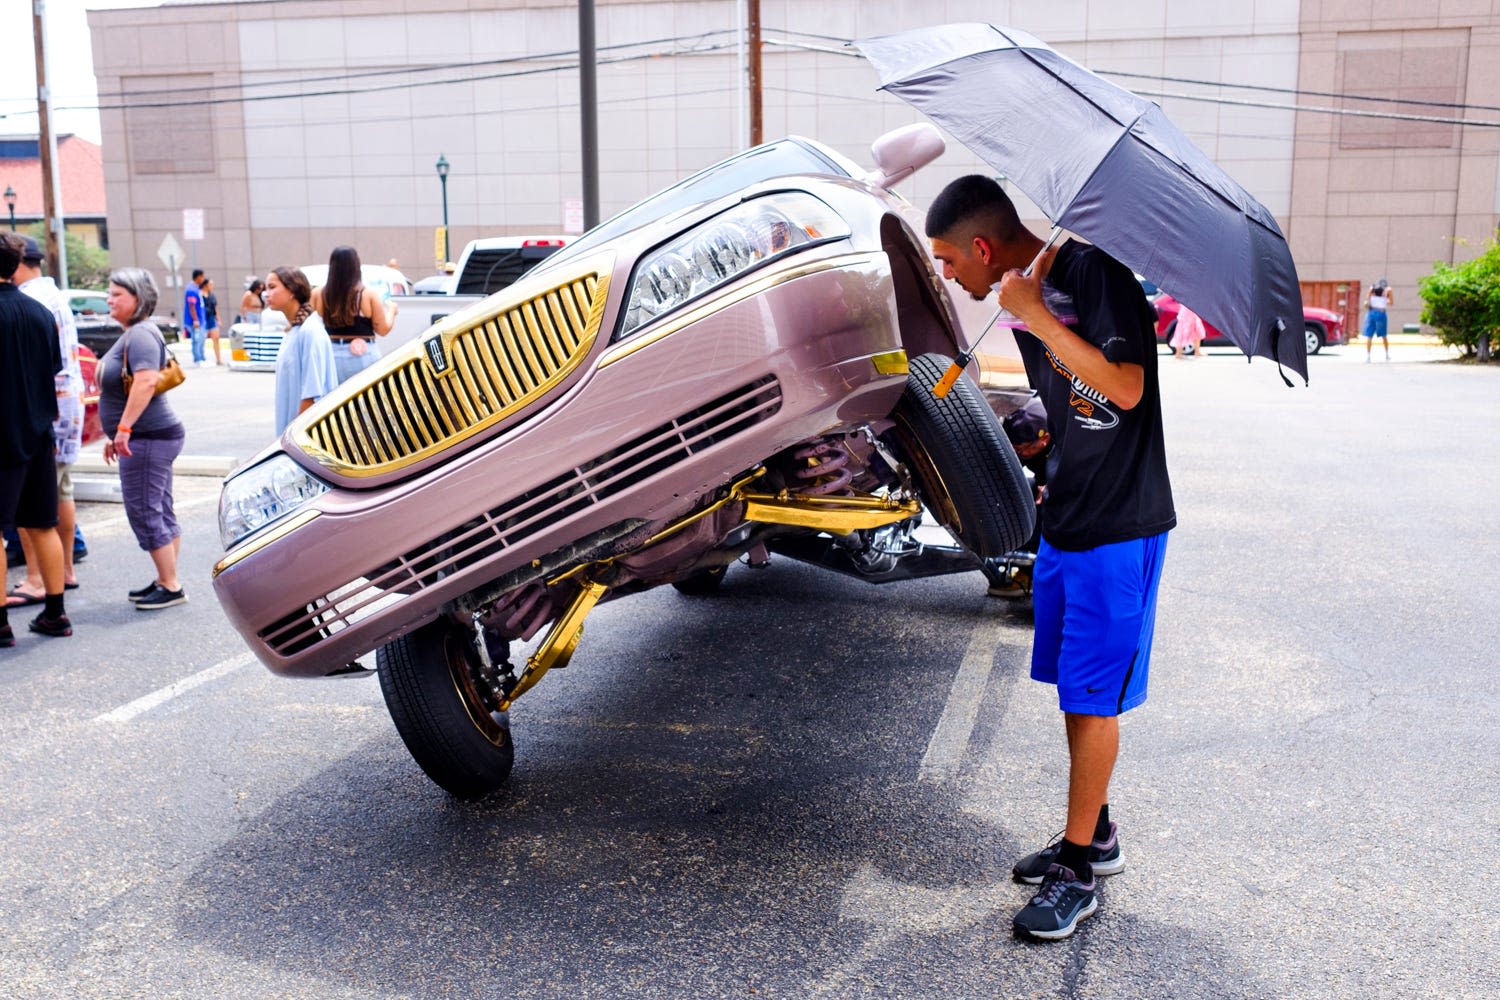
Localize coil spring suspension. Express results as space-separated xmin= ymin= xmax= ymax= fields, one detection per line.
xmin=481 ymin=582 xmax=556 ymax=642
xmin=792 ymin=437 xmax=855 ymax=497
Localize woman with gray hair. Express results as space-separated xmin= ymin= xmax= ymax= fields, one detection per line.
xmin=101 ymin=267 xmax=188 ymax=609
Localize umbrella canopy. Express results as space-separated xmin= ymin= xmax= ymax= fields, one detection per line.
xmin=856 ymin=22 xmax=1307 ymax=382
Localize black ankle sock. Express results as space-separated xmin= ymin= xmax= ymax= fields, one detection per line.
xmin=1055 ymin=838 xmax=1093 ymax=882
xmin=44 ymin=594 xmax=66 ymax=618
xmin=1094 ymin=804 xmax=1112 ymax=843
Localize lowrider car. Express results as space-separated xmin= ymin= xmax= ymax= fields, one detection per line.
xmin=212 ymin=125 xmax=1034 ymax=798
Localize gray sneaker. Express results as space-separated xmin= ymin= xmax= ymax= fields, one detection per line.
xmin=1012 ymin=822 xmax=1123 ymax=884
xmin=1012 ymin=864 xmax=1098 ymax=941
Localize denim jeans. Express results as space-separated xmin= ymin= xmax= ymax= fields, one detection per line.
xmin=188 ymin=324 xmax=206 ymax=363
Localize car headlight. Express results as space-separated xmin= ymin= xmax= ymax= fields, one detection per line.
xmin=218 ymin=453 xmax=330 ymax=549
xmin=618 ymin=192 xmax=851 ymax=339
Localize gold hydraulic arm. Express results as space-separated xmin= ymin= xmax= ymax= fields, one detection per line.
xmin=494 ymin=476 xmax=918 ymax=709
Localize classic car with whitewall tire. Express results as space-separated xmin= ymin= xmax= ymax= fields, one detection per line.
xmin=212 ymin=125 xmax=1035 ymax=799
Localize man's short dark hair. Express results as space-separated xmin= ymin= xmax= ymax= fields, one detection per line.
xmin=0 ymin=232 xmax=24 ymax=280
xmin=192 ymin=268 xmax=205 ymax=282
xmin=925 ymin=174 xmax=1027 ymax=246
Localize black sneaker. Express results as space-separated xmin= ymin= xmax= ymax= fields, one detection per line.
xmin=128 ymin=581 xmax=159 ymax=602
xmin=135 ymin=584 xmax=187 ymax=610
xmin=73 ymin=545 xmax=88 ymax=563
xmin=0 ymin=623 xmax=13 ymax=647
xmin=1012 ymin=864 xmax=1097 ymax=941
xmin=28 ymin=612 xmax=73 ymax=637
xmin=1012 ymin=823 xmax=1123 ymax=884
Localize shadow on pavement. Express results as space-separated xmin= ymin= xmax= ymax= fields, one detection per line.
xmin=168 ymin=562 xmax=1265 ymax=998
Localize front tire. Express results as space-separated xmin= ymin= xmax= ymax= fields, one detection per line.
xmin=378 ymin=619 xmax=515 ymax=799
xmin=1304 ymin=323 xmax=1324 ymax=355
xmin=886 ymin=353 xmax=1035 ymax=559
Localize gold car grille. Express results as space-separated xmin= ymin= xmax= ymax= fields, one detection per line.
xmin=260 ymin=376 xmax=783 ymax=657
xmin=296 ymin=265 xmax=611 ymax=478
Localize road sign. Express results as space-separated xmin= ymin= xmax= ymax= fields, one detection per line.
xmin=183 ymin=208 xmax=205 ymax=241
xmin=434 ymin=225 xmax=447 ymax=265
xmin=157 ymin=233 xmax=185 ymax=271
xmin=564 ymin=199 xmax=584 ymax=235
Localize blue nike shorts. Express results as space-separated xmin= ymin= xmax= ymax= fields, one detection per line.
xmin=1031 ymin=532 xmax=1168 ymax=716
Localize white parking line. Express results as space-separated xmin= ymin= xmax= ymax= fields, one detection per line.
xmin=94 ymin=652 xmax=256 ymax=724
xmin=917 ymin=614 xmax=1007 ymax=784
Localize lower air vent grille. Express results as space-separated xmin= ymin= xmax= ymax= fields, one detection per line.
xmin=261 ymin=376 xmax=783 ymax=654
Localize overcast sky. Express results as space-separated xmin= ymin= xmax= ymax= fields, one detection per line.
xmin=0 ymin=0 xmax=163 ymax=144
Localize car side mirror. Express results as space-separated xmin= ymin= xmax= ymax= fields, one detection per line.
xmin=865 ymin=123 xmax=945 ymax=190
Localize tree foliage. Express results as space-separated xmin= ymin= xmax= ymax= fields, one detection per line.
xmin=23 ymin=222 xmax=112 ymax=290
xmin=1418 ymin=239 xmax=1500 ymax=359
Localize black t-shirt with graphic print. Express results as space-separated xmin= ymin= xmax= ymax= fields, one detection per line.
xmin=1012 ymin=240 xmax=1175 ymax=551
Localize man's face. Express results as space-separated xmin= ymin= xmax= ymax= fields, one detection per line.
xmin=930 ymin=236 xmax=992 ymax=302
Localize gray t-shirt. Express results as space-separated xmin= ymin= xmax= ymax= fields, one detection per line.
xmin=99 ymin=322 xmax=184 ymax=437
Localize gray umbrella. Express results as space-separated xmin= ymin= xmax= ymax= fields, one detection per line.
xmin=856 ymin=22 xmax=1307 ymax=383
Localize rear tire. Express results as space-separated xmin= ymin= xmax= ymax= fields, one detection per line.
xmin=887 ymin=353 xmax=1035 ymax=559
xmin=377 ymin=619 xmax=515 ymax=799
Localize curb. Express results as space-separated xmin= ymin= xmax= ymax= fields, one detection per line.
xmin=73 ymin=454 xmax=238 ymax=477
xmin=73 ymin=453 xmax=234 ymax=504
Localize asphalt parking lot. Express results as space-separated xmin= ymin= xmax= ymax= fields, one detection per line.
xmin=1 ymin=337 xmax=1495 ymax=999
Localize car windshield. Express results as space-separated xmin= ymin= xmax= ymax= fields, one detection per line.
xmin=542 ymin=138 xmax=854 ymax=267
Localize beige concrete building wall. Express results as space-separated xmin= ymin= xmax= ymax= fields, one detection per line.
xmin=1290 ymin=2 xmax=1500 ymax=328
xmin=88 ymin=0 xmax=1496 ymax=333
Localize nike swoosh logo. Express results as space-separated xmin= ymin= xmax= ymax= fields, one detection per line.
xmin=1086 ymin=686 xmax=1103 ymax=694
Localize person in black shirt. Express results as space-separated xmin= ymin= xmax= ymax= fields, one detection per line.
xmin=0 ymin=233 xmax=71 ymax=642
xmin=927 ymin=176 xmax=1174 ymax=941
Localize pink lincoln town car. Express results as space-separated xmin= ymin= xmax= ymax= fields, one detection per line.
xmin=212 ymin=125 xmax=1034 ymax=798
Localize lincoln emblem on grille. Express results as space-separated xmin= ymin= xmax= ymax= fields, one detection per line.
xmin=424 ymin=335 xmax=449 ymax=373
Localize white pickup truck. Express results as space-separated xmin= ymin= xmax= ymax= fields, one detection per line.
xmin=229 ymin=236 xmax=569 ymax=370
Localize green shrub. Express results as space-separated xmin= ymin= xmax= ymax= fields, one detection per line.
xmin=1419 ymin=239 xmax=1500 ymax=359
xmin=23 ymin=223 xmax=112 ymax=290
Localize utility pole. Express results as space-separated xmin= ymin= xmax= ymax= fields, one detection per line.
xmin=32 ymin=0 xmax=67 ymax=287
xmin=748 ymin=0 xmax=762 ymax=147
xmin=579 ymin=0 xmax=599 ymax=230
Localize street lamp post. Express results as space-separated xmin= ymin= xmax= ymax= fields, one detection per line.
xmin=3 ymin=186 xmax=15 ymax=232
xmin=435 ymin=154 xmax=450 ymax=265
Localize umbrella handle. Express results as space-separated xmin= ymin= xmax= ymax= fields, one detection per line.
xmin=1023 ymin=225 xmax=1064 ymax=278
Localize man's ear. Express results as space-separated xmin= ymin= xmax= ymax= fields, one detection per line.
xmin=971 ymin=235 xmax=993 ymax=266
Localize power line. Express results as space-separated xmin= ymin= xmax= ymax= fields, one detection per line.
xmin=765 ymin=26 xmax=1500 ymax=117
xmin=0 ymin=33 xmax=743 ymax=119
xmin=80 ymin=32 xmax=739 ymax=103
xmin=1099 ymin=67 xmax=1500 ymax=115
xmin=5 ymin=22 xmax=1497 ymax=133
xmin=1130 ymin=87 xmax=1500 ymax=129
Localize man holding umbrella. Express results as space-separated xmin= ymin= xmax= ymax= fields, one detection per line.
xmin=927 ymin=176 xmax=1175 ymax=941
